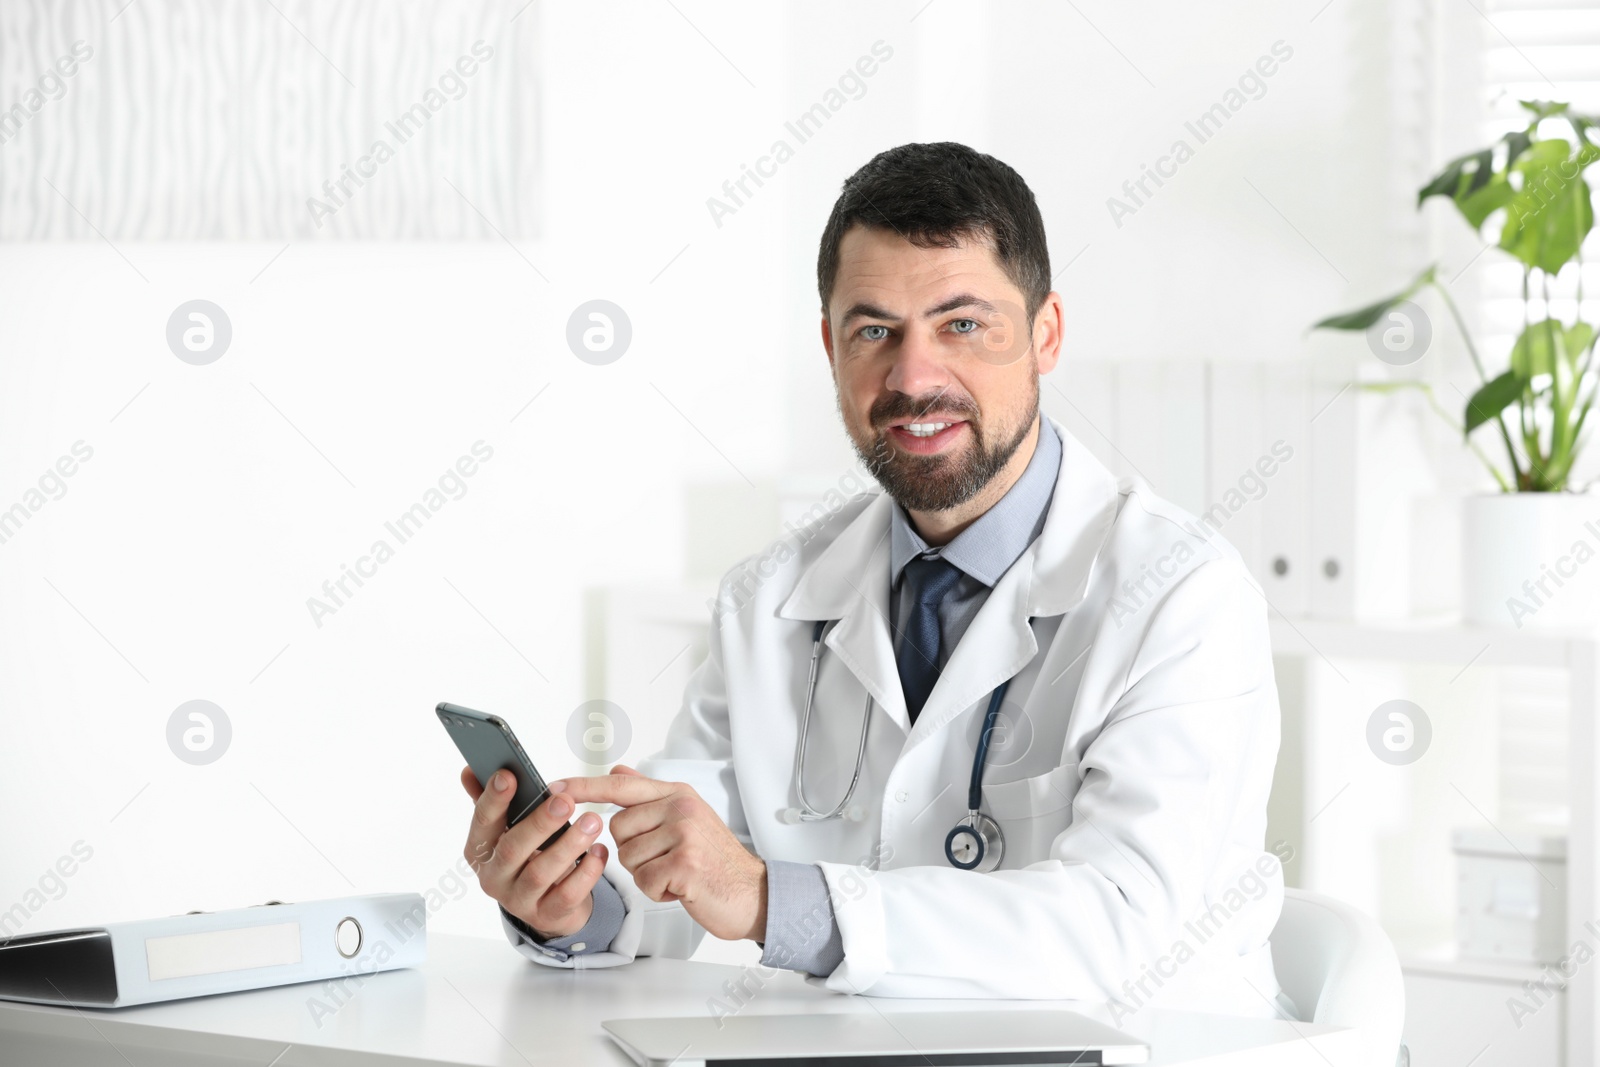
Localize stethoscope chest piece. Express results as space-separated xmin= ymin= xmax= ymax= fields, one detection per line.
xmin=944 ymin=811 xmax=1004 ymax=872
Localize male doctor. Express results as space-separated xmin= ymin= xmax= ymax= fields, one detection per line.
xmin=461 ymin=142 xmax=1293 ymax=1017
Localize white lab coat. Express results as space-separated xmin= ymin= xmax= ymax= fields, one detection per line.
xmin=505 ymin=418 xmax=1293 ymax=1019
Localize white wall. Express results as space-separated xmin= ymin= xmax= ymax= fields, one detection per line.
xmin=0 ymin=0 xmax=1406 ymax=943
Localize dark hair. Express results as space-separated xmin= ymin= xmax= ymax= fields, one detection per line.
xmin=816 ymin=142 xmax=1051 ymax=322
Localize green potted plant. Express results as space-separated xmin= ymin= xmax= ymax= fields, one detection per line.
xmin=1314 ymin=100 xmax=1600 ymax=628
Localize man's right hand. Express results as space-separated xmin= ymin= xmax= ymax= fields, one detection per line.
xmin=460 ymin=766 xmax=608 ymax=940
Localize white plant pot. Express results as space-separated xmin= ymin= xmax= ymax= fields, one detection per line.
xmin=1463 ymin=492 xmax=1600 ymax=629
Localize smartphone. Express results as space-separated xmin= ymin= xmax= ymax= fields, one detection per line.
xmin=437 ymin=702 xmax=570 ymax=850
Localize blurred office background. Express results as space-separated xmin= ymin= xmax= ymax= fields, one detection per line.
xmin=2 ymin=1 xmax=1596 ymax=1062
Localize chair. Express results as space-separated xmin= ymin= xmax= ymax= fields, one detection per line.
xmin=1269 ymin=887 xmax=1408 ymax=1067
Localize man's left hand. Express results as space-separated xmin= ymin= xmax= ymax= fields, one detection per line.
xmin=550 ymin=765 xmax=767 ymax=943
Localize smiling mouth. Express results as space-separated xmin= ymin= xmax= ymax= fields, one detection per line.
xmin=898 ymin=421 xmax=959 ymax=438
xmin=879 ymin=418 xmax=970 ymax=453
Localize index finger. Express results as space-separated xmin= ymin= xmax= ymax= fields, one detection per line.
xmin=551 ymin=773 xmax=676 ymax=808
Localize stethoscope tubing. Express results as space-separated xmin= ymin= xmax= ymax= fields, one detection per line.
xmin=791 ymin=619 xmax=873 ymax=822
xmin=969 ymin=678 xmax=1012 ymax=813
xmin=792 ymin=618 xmax=1009 ymax=841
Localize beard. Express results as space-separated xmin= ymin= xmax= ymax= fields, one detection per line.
xmin=845 ymin=377 xmax=1039 ymax=513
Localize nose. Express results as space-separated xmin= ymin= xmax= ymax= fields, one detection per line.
xmin=883 ymin=327 xmax=951 ymax=399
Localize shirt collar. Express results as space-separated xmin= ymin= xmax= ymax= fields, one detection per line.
xmin=889 ymin=417 xmax=1062 ymax=588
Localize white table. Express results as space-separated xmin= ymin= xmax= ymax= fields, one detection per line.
xmin=0 ymin=932 xmax=1365 ymax=1066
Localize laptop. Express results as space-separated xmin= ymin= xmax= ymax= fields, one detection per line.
xmin=603 ymin=1008 xmax=1150 ymax=1066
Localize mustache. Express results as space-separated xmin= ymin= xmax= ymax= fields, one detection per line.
xmin=869 ymin=389 xmax=980 ymax=427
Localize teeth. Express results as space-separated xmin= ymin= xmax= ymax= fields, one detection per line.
xmin=904 ymin=422 xmax=952 ymax=437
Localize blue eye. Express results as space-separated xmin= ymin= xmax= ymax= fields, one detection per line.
xmin=860 ymin=324 xmax=890 ymax=341
xmin=950 ymin=319 xmax=979 ymax=334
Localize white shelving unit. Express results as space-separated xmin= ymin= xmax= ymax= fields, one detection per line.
xmin=1269 ymin=616 xmax=1600 ymax=1066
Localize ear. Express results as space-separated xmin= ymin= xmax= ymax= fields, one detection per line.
xmin=1033 ymin=291 xmax=1064 ymax=376
xmin=821 ymin=312 xmax=836 ymax=370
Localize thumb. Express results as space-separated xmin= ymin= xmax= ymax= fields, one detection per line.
xmin=611 ymin=763 xmax=642 ymax=777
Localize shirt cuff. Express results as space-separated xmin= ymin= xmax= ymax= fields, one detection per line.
xmin=501 ymin=874 xmax=626 ymax=960
xmin=758 ymin=859 xmax=844 ymax=976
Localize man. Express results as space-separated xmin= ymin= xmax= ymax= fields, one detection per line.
xmin=461 ymin=142 xmax=1293 ymax=1017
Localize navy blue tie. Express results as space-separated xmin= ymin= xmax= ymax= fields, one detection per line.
xmin=897 ymin=554 xmax=963 ymax=722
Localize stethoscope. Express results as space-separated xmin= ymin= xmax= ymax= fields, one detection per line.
xmin=781 ymin=619 xmax=1012 ymax=873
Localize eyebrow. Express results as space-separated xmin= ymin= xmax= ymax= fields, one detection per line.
xmin=839 ymin=293 xmax=998 ymax=328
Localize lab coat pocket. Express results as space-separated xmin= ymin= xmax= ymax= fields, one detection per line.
xmin=982 ymin=762 xmax=1079 ymax=865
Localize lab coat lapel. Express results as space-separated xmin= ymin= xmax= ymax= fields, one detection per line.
xmin=1026 ymin=418 xmax=1122 ymax=619
xmin=779 ymin=492 xmax=911 ymax=733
